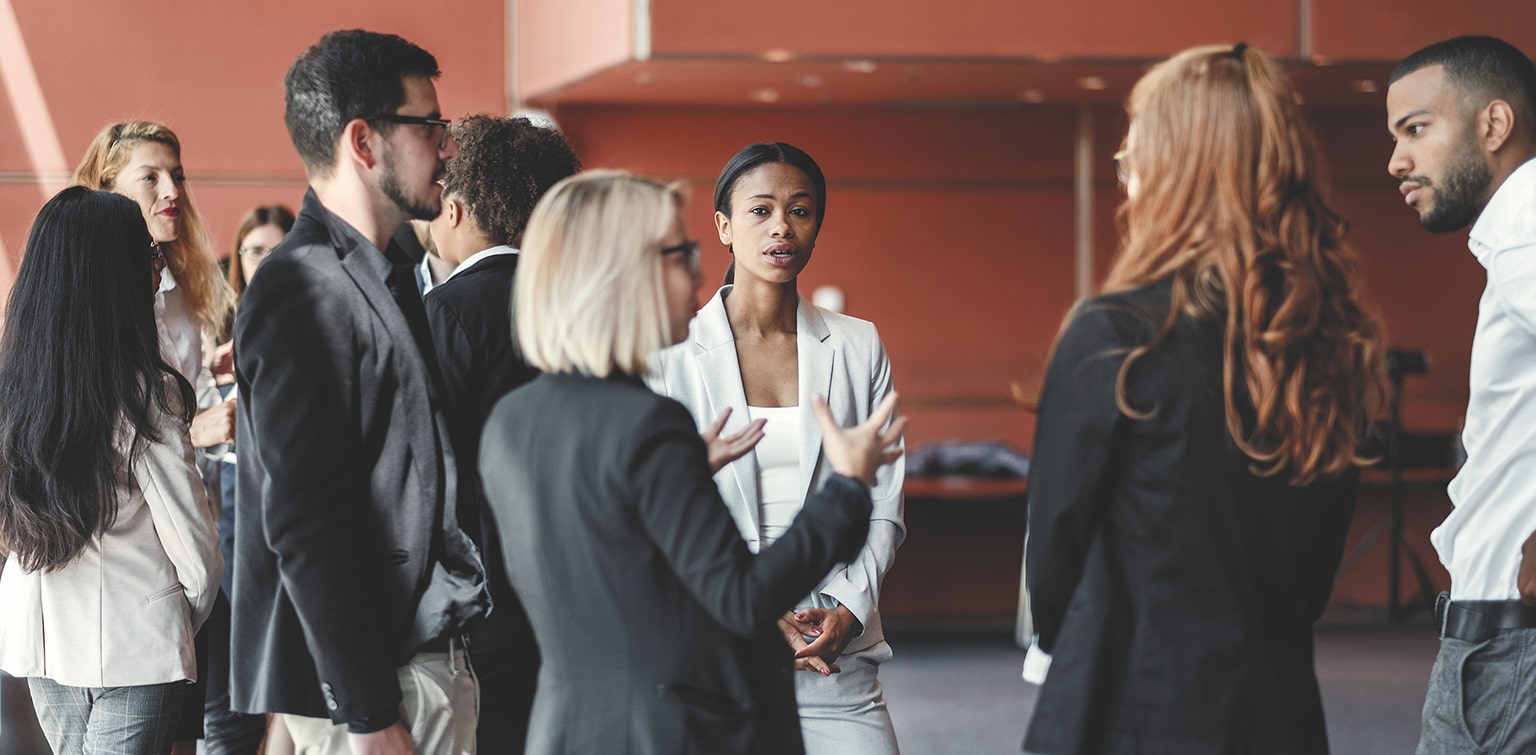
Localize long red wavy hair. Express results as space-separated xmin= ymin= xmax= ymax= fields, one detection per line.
xmin=1105 ymin=44 xmax=1386 ymax=484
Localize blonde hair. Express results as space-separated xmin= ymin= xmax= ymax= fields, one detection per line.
xmin=1103 ymin=44 xmax=1386 ymax=484
xmin=73 ymin=121 xmax=235 ymax=340
xmin=516 ymin=171 xmax=683 ymax=377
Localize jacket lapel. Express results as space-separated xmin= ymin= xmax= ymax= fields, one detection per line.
xmin=796 ymin=298 xmax=834 ymax=507
xmin=693 ymin=290 xmax=761 ymax=539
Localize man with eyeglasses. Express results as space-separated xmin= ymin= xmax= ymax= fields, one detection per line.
xmin=230 ymin=29 xmax=487 ymax=755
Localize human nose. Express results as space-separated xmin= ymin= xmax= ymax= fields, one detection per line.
xmin=1387 ymin=141 xmax=1410 ymax=179
xmin=439 ymin=129 xmax=459 ymax=160
xmin=159 ymin=175 xmax=179 ymax=201
xmin=770 ymin=210 xmax=793 ymax=238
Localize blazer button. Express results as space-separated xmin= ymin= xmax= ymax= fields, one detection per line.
xmin=321 ymin=682 xmax=339 ymax=711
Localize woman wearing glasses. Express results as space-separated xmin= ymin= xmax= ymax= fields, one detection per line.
xmin=1022 ymin=45 xmax=1386 ymax=754
xmin=227 ymin=205 xmax=296 ymax=299
xmin=649 ymin=143 xmax=905 ymax=754
xmin=481 ymin=170 xmax=903 ymax=754
xmin=0 ymin=187 xmax=222 ymax=755
xmin=73 ymin=121 xmax=243 ymax=753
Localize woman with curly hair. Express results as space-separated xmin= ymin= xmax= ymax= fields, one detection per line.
xmin=1022 ymin=44 xmax=1387 ymax=754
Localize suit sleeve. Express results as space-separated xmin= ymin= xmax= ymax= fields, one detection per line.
xmin=1026 ymin=302 xmax=1129 ymax=652
xmin=423 ymin=290 xmax=475 ymax=423
xmin=632 ymin=401 xmax=873 ymax=637
xmin=134 ymin=385 xmax=223 ymax=634
xmin=235 ymin=260 xmax=401 ymax=725
xmin=817 ymin=326 xmax=904 ymax=636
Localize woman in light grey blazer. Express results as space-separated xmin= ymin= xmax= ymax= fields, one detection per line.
xmin=0 ymin=188 xmax=221 ymax=755
xmin=649 ymin=143 xmax=905 ymax=754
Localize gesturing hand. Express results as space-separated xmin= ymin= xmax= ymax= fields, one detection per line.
xmin=189 ymin=396 xmax=237 ymax=448
xmin=702 ymin=407 xmax=767 ymax=473
xmin=812 ymin=392 xmax=906 ymax=486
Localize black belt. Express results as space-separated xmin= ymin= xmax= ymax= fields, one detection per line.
xmin=1436 ymin=592 xmax=1536 ymax=643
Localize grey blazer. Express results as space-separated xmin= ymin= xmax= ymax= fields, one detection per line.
xmin=648 ymin=286 xmax=905 ymax=657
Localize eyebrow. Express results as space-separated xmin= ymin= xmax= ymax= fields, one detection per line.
xmin=748 ymin=191 xmax=816 ymax=201
xmin=1393 ymin=108 xmax=1432 ymax=132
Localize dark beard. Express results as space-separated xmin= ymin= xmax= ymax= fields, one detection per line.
xmin=1420 ymin=139 xmax=1493 ymax=234
xmin=380 ymin=158 xmax=441 ymax=222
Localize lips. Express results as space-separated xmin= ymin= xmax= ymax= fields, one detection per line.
xmin=158 ymin=206 xmax=180 ymax=218
xmin=763 ymin=243 xmax=798 ymax=267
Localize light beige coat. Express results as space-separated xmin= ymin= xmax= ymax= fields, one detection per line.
xmin=0 ymin=386 xmax=221 ymax=688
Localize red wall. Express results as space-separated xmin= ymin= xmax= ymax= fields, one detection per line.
xmin=0 ymin=0 xmax=508 ymax=288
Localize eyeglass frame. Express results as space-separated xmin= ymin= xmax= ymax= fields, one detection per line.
xmin=366 ymin=113 xmax=452 ymax=150
xmin=1112 ymin=149 xmax=1131 ymax=186
xmin=660 ymin=240 xmax=701 ymax=275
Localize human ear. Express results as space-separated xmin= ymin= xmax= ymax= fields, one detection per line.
xmin=1482 ymin=100 xmax=1516 ymax=153
xmin=446 ymin=197 xmax=464 ymax=229
xmin=341 ymin=119 xmax=378 ymax=171
xmin=714 ymin=209 xmax=732 ymax=248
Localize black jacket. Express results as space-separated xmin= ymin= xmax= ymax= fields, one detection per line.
xmin=481 ymin=372 xmax=872 ymax=754
xmin=1024 ymin=279 xmax=1357 ymax=755
xmin=230 ymin=191 xmax=485 ymax=726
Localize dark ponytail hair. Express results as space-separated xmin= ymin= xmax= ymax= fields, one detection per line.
xmin=713 ymin=142 xmax=827 ymax=289
xmin=0 ymin=187 xmax=194 ymax=572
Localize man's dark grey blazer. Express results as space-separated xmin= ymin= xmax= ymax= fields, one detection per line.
xmin=230 ymin=189 xmax=484 ymax=727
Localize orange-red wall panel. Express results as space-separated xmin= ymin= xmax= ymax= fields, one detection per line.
xmin=0 ymin=0 xmax=508 ymax=288
xmin=1311 ymin=0 xmax=1536 ymax=63
xmin=517 ymin=0 xmax=634 ymax=100
xmin=649 ymin=0 xmax=1296 ymax=60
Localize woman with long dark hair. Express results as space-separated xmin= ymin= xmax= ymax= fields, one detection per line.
xmin=0 ymin=187 xmax=222 ymax=755
xmin=649 ymin=142 xmax=905 ymax=754
xmin=1022 ymin=44 xmax=1387 ymax=754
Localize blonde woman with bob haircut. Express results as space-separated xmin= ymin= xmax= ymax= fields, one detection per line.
xmin=481 ymin=170 xmax=906 ymax=754
xmin=1023 ymin=44 xmax=1386 ymax=754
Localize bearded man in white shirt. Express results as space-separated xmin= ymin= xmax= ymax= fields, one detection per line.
xmin=1387 ymin=35 xmax=1536 ymax=755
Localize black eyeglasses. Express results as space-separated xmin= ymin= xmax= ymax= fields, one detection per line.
xmin=367 ymin=114 xmax=452 ymax=149
xmin=660 ymin=240 xmax=701 ymax=275
xmin=149 ymin=241 xmax=166 ymax=272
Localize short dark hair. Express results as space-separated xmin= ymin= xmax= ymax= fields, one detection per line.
xmin=1393 ymin=35 xmax=1536 ymax=140
xmin=284 ymin=29 xmax=440 ymax=175
xmin=443 ymin=115 xmax=581 ymax=246
xmin=713 ymin=142 xmax=827 ymax=226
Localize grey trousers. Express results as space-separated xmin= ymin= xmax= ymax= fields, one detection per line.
xmin=1418 ymin=628 xmax=1536 ymax=754
xmin=27 ymin=678 xmax=185 ymax=755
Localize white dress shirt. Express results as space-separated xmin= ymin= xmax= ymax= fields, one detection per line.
xmin=1435 ymin=157 xmax=1536 ymax=600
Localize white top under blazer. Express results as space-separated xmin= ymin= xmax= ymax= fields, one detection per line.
xmin=648 ymin=287 xmax=905 ymax=657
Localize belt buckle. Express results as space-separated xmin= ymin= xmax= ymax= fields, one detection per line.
xmin=1435 ymin=592 xmax=1451 ymax=639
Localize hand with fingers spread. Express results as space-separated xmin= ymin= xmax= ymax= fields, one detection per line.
xmin=778 ymin=612 xmax=840 ymax=676
xmin=813 ymin=392 xmax=906 ymax=487
xmin=702 ymin=407 xmax=767 ymax=473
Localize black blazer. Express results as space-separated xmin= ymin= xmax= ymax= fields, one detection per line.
xmin=1024 ymin=279 xmax=1357 ymax=755
xmin=480 ymin=373 xmax=873 ymax=755
xmin=230 ymin=191 xmax=484 ymax=725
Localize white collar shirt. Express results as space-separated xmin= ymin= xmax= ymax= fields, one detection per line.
xmin=1435 ymin=156 xmax=1536 ymax=600
xmin=443 ymin=245 xmax=518 ymax=283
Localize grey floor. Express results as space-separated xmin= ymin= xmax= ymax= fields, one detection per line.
xmin=880 ymin=616 xmax=1440 ymax=755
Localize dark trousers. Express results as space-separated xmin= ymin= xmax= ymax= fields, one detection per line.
xmin=202 ymin=590 xmax=266 ymax=754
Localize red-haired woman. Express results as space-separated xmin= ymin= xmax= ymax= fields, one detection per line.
xmin=1023 ymin=44 xmax=1386 ymax=754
